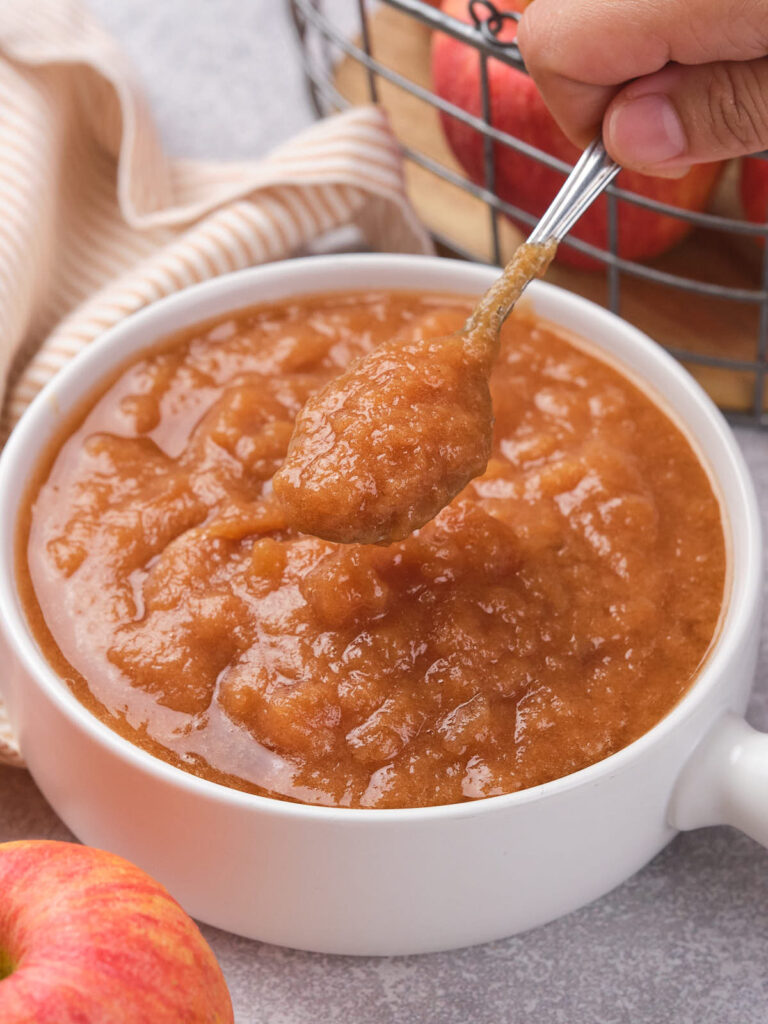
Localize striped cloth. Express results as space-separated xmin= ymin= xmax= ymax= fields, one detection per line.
xmin=0 ymin=0 xmax=432 ymax=767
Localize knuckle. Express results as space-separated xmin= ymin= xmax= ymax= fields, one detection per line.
xmin=705 ymin=62 xmax=768 ymax=152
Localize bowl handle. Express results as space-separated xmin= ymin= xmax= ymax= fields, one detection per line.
xmin=670 ymin=713 xmax=768 ymax=847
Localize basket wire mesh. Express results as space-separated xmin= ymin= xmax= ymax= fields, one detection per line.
xmin=289 ymin=0 xmax=768 ymax=428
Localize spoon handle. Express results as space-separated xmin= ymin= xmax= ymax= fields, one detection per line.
xmin=527 ymin=137 xmax=620 ymax=245
xmin=466 ymin=138 xmax=621 ymax=342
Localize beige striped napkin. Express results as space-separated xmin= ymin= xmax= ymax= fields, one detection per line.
xmin=0 ymin=0 xmax=432 ymax=768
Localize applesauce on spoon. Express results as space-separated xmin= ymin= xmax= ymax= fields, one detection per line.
xmin=20 ymin=288 xmax=725 ymax=809
xmin=274 ymin=134 xmax=618 ymax=545
xmin=273 ymin=242 xmax=557 ymax=544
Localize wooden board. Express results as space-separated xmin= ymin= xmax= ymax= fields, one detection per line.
xmin=334 ymin=5 xmax=766 ymax=414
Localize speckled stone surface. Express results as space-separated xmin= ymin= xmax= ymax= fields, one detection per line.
xmin=2 ymin=3 xmax=768 ymax=1021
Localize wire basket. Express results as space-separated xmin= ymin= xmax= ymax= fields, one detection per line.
xmin=289 ymin=0 xmax=768 ymax=428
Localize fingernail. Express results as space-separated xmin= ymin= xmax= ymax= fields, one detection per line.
xmin=606 ymin=94 xmax=687 ymax=167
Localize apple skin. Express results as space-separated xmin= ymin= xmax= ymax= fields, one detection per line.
xmin=431 ymin=0 xmax=724 ymax=268
xmin=0 ymin=840 xmax=233 ymax=1024
xmin=740 ymin=156 xmax=768 ymax=229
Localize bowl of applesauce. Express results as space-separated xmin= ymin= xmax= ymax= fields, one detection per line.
xmin=0 ymin=255 xmax=763 ymax=955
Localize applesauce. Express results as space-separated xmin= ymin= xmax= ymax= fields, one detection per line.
xmin=19 ymin=291 xmax=725 ymax=808
xmin=274 ymin=242 xmax=556 ymax=544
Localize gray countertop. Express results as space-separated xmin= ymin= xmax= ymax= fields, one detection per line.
xmin=2 ymin=3 xmax=767 ymax=1021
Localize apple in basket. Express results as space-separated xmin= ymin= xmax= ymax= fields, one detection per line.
xmin=431 ymin=0 xmax=724 ymax=268
xmin=0 ymin=841 xmax=233 ymax=1024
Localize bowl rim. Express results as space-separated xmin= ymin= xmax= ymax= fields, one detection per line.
xmin=0 ymin=253 xmax=762 ymax=824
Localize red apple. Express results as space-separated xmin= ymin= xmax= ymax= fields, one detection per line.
xmin=0 ymin=840 xmax=233 ymax=1024
xmin=432 ymin=0 xmax=724 ymax=268
xmin=740 ymin=156 xmax=768 ymax=230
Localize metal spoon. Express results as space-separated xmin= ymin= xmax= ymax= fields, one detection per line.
xmin=529 ymin=135 xmax=620 ymax=247
xmin=466 ymin=136 xmax=620 ymax=339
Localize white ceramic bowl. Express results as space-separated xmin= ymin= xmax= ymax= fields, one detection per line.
xmin=0 ymin=255 xmax=764 ymax=956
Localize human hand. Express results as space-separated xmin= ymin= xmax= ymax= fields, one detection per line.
xmin=517 ymin=0 xmax=768 ymax=176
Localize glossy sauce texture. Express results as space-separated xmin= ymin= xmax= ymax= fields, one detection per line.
xmin=274 ymin=243 xmax=556 ymax=544
xmin=22 ymin=292 xmax=725 ymax=808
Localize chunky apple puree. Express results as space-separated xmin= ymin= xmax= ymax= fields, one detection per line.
xmin=274 ymin=242 xmax=556 ymax=544
xmin=20 ymin=291 xmax=725 ymax=808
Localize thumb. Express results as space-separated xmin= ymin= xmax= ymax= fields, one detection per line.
xmin=603 ymin=60 xmax=768 ymax=176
